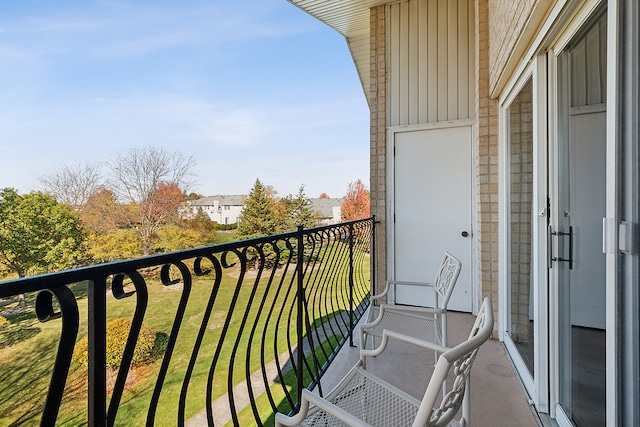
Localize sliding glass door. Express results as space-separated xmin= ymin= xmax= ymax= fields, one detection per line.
xmin=552 ymin=10 xmax=607 ymax=426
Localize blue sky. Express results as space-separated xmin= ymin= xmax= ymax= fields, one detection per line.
xmin=0 ymin=0 xmax=369 ymax=199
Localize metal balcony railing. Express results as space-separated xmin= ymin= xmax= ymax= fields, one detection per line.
xmin=0 ymin=218 xmax=374 ymax=426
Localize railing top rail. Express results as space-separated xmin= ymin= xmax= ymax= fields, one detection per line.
xmin=0 ymin=217 xmax=374 ymax=297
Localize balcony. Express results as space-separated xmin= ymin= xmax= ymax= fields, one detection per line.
xmin=0 ymin=217 xmax=536 ymax=426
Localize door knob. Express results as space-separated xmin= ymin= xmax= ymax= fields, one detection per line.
xmin=461 ymin=231 xmax=469 ymax=237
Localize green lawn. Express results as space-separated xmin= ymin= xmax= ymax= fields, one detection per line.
xmin=0 ymin=241 xmax=370 ymax=426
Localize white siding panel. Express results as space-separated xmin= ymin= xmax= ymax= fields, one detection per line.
xmin=418 ymin=2 xmax=429 ymax=123
xmin=458 ymin=0 xmax=469 ymax=119
xmin=389 ymin=4 xmax=400 ymax=126
xmin=437 ymin=0 xmax=448 ymax=121
xmin=468 ymin=1 xmax=474 ymax=119
xmin=388 ymin=0 xmax=476 ymax=127
xmin=409 ymin=0 xmax=419 ymax=124
xmin=427 ymin=0 xmax=438 ymax=122
xmin=447 ymin=0 xmax=458 ymax=119
xmin=400 ymin=1 xmax=410 ymax=125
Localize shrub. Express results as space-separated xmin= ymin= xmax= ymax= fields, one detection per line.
xmin=0 ymin=315 xmax=10 ymax=330
xmin=73 ymin=318 xmax=157 ymax=369
xmin=217 ymin=223 xmax=238 ymax=231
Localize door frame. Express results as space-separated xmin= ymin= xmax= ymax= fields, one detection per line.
xmin=499 ymin=0 xmax=619 ymax=424
xmin=498 ymin=56 xmax=550 ymax=413
xmin=386 ymin=119 xmax=477 ymax=313
xmin=548 ymin=4 xmax=610 ymax=424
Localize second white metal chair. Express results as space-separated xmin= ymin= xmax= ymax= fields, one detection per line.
xmin=360 ymin=252 xmax=462 ymax=350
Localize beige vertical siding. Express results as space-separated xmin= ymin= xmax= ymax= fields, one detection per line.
xmin=387 ymin=0 xmax=476 ymax=126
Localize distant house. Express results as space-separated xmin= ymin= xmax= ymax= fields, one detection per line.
xmin=186 ymin=195 xmax=342 ymax=227
xmin=310 ymin=198 xmax=342 ymax=225
xmin=186 ymin=195 xmax=245 ymax=225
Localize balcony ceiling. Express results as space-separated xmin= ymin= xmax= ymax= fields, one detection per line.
xmin=287 ymin=0 xmax=392 ymax=101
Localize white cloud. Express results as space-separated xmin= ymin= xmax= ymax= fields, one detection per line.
xmin=0 ymin=1 xmax=368 ymax=199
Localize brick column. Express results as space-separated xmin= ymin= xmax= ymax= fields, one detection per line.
xmin=475 ymin=0 xmax=500 ymax=320
xmin=370 ymin=5 xmax=387 ymax=293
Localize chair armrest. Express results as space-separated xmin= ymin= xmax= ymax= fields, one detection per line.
xmin=387 ymin=280 xmax=435 ymax=288
xmin=360 ymin=329 xmax=450 ymax=360
xmin=375 ymin=304 xmax=444 ymax=319
xmin=275 ymin=389 xmax=372 ymax=427
xmin=370 ymin=282 xmax=390 ymax=301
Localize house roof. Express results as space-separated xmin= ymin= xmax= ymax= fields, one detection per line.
xmin=212 ymin=195 xmax=246 ymax=206
xmin=287 ymin=0 xmax=390 ymax=102
xmin=310 ymin=197 xmax=342 ymax=218
xmin=189 ymin=195 xmax=246 ymax=207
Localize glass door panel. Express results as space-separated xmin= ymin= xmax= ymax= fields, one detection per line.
xmin=507 ymin=77 xmax=535 ymax=377
xmin=555 ymin=12 xmax=607 ymax=425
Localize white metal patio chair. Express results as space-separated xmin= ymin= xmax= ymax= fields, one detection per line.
xmin=275 ymin=297 xmax=494 ymax=427
xmin=360 ymin=252 xmax=462 ymax=350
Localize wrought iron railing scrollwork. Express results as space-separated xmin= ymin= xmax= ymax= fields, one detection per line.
xmin=0 ymin=217 xmax=374 ymax=426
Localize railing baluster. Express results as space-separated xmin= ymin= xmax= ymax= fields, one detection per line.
xmin=296 ymin=225 xmax=305 ymax=412
xmin=349 ymin=223 xmax=355 ymax=347
xmin=0 ymin=218 xmax=374 ymax=426
xmin=36 ymin=286 xmax=79 ymax=427
xmin=88 ymin=276 xmax=107 ymax=427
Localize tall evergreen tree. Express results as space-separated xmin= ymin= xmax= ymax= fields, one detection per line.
xmin=287 ymin=185 xmax=316 ymax=230
xmin=237 ymin=179 xmax=280 ymax=238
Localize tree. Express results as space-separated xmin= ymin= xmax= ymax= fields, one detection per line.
xmin=0 ymin=189 xmax=85 ymax=306
xmin=183 ymin=207 xmax=217 ymax=244
xmin=39 ymin=162 xmax=103 ymax=210
xmin=109 ymin=146 xmax=196 ymax=256
xmin=81 ymin=189 xmax=134 ymax=235
xmin=88 ymin=229 xmax=142 ymax=263
xmin=237 ymin=179 xmax=280 ymax=238
xmin=341 ymin=179 xmax=370 ymax=221
xmin=286 ymin=185 xmax=316 ymax=230
xmin=319 ymin=193 xmax=329 ymax=199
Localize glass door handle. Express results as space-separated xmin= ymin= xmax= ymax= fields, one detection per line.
xmin=550 ymin=226 xmax=573 ymax=270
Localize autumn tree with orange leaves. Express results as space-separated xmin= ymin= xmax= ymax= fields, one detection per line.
xmin=341 ymin=179 xmax=370 ymax=221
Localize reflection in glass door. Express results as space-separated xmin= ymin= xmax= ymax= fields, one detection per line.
xmin=554 ymin=12 xmax=607 ymax=426
xmin=507 ymin=77 xmax=535 ymax=377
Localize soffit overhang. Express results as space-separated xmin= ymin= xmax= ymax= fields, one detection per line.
xmin=287 ymin=0 xmax=392 ymax=102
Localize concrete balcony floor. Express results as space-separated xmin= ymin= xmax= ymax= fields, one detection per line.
xmin=314 ymin=310 xmax=541 ymax=426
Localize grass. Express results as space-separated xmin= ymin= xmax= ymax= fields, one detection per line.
xmin=230 ymin=335 xmax=343 ymax=427
xmin=0 ymin=240 xmax=369 ymax=426
xmin=213 ymin=230 xmax=239 ymax=244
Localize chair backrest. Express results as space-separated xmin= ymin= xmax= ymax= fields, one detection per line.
xmin=413 ymin=297 xmax=494 ymax=427
xmin=433 ymin=252 xmax=462 ymax=309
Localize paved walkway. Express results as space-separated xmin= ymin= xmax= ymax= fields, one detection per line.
xmin=185 ymin=310 xmax=354 ymax=426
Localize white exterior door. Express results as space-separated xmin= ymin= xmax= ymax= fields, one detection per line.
xmin=391 ymin=125 xmax=473 ymax=312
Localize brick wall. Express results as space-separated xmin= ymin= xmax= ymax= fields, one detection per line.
xmin=475 ymin=0 xmax=500 ymax=320
xmin=488 ymin=0 xmax=538 ymax=93
xmin=370 ymin=5 xmax=387 ymax=293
